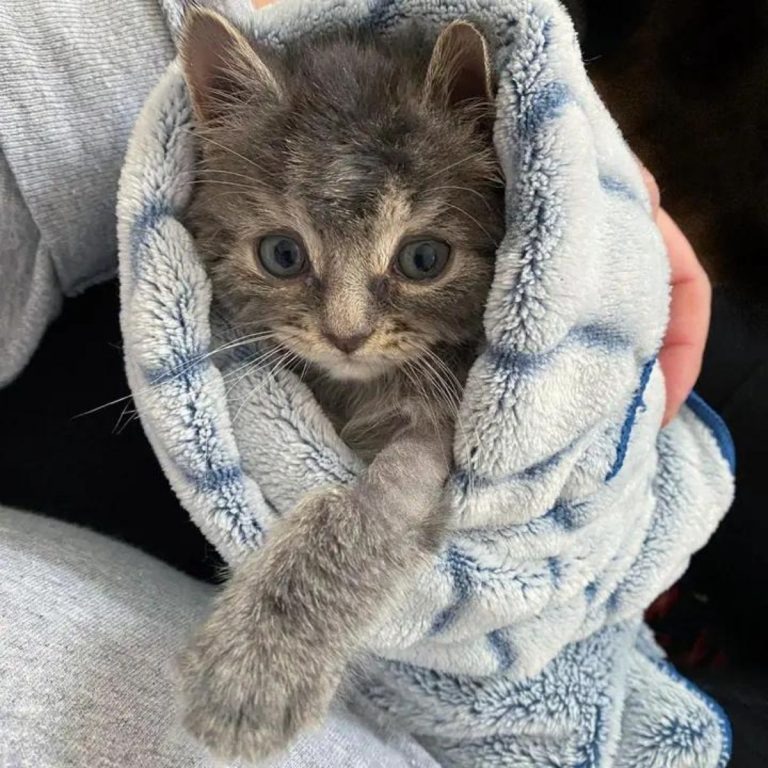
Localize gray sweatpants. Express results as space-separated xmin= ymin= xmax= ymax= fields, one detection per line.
xmin=0 ymin=507 xmax=439 ymax=767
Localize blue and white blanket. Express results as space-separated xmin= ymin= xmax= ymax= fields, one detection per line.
xmin=117 ymin=1 xmax=735 ymax=765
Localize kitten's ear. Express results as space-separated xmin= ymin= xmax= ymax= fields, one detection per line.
xmin=180 ymin=8 xmax=281 ymax=123
xmin=424 ymin=21 xmax=493 ymax=110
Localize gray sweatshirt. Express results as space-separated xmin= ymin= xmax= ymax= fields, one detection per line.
xmin=0 ymin=0 xmax=252 ymax=385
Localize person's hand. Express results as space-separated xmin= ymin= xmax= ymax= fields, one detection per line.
xmin=638 ymin=164 xmax=712 ymax=426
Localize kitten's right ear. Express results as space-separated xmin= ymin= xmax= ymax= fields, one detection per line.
xmin=424 ymin=20 xmax=494 ymax=110
xmin=180 ymin=8 xmax=281 ymax=123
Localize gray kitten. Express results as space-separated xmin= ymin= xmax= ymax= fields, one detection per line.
xmin=178 ymin=8 xmax=503 ymax=762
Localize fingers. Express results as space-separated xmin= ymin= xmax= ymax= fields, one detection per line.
xmin=656 ymin=208 xmax=711 ymax=425
xmin=639 ymin=163 xmax=661 ymax=218
xmin=631 ymin=152 xmax=660 ymax=218
xmin=636 ymin=158 xmax=711 ymax=425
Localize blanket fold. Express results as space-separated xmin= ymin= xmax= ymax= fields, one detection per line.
xmin=117 ymin=1 xmax=735 ymax=765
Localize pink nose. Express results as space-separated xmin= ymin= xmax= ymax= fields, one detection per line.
xmin=324 ymin=332 xmax=371 ymax=354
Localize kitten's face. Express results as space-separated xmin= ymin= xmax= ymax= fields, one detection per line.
xmin=183 ymin=13 xmax=504 ymax=381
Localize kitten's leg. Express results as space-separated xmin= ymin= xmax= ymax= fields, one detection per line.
xmin=178 ymin=422 xmax=451 ymax=763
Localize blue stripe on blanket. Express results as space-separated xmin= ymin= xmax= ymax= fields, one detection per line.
xmin=686 ymin=391 xmax=736 ymax=472
xmin=605 ymin=357 xmax=656 ymax=481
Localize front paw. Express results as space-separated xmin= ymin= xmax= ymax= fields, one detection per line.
xmin=178 ymin=608 xmax=339 ymax=762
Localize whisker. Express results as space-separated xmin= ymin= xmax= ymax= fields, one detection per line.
xmin=439 ymin=202 xmax=500 ymax=247
xmin=402 ymin=361 xmax=443 ymax=438
xmin=177 ymin=168 xmax=264 ymax=184
xmin=184 ymin=129 xmax=270 ymax=175
xmin=73 ymin=331 xmax=277 ymax=418
xmin=423 ymin=151 xmax=491 ymax=181
xmin=222 ymin=345 xmax=287 ymax=401
xmin=298 ymin=358 xmax=310 ymax=386
xmin=184 ymin=179 xmax=263 ymax=192
xmin=112 ymin=400 xmax=135 ymax=435
xmin=410 ymin=343 xmax=481 ymax=498
xmin=189 ymin=189 xmax=254 ymax=208
xmin=231 ymin=349 xmax=299 ymax=424
xmin=431 ymin=185 xmax=496 ymax=214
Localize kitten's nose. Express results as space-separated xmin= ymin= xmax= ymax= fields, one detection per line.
xmin=324 ymin=331 xmax=371 ymax=354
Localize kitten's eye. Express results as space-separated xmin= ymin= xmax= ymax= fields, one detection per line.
xmin=395 ymin=239 xmax=450 ymax=281
xmin=257 ymin=235 xmax=307 ymax=278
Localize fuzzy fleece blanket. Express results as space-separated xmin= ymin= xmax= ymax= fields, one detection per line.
xmin=117 ymin=0 xmax=735 ymax=765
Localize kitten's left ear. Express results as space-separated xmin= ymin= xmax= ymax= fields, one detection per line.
xmin=424 ymin=21 xmax=494 ymax=110
xmin=180 ymin=7 xmax=281 ymax=123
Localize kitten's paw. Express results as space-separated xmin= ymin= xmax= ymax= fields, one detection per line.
xmin=178 ymin=619 xmax=338 ymax=762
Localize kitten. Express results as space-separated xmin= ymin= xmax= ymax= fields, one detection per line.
xmin=177 ymin=9 xmax=503 ymax=762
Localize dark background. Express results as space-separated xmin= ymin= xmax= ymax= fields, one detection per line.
xmin=1 ymin=1 xmax=766 ymax=765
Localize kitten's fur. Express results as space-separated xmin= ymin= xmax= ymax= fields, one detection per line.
xmin=178 ymin=10 xmax=503 ymax=762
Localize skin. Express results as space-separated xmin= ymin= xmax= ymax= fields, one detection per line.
xmin=638 ymin=163 xmax=712 ymax=425
xmin=250 ymin=0 xmax=713 ymax=427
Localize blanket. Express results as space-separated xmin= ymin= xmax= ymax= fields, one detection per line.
xmin=117 ymin=1 xmax=735 ymax=765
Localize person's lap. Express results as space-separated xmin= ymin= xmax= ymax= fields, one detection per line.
xmin=0 ymin=506 xmax=438 ymax=768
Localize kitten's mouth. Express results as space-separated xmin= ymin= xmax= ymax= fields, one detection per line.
xmin=280 ymin=341 xmax=397 ymax=381
xmin=319 ymin=354 xmax=396 ymax=381
xmin=274 ymin=330 xmax=413 ymax=382
xmin=293 ymin=348 xmax=395 ymax=381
